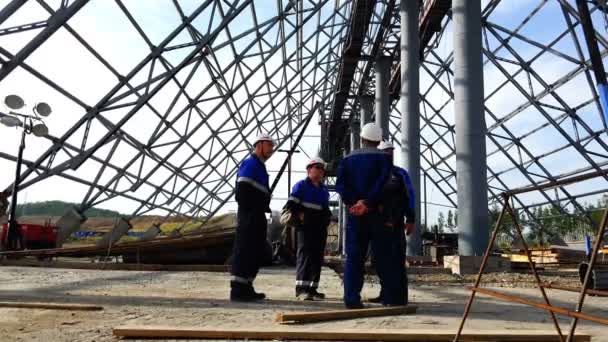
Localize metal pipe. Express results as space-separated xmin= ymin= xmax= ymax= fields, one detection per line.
xmin=469 ymin=286 xmax=608 ymax=326
xmin=576 ymin=0 xmax=608 ymax=124
xmin=401 ymin=0 xmax=421 ymax=256
xmin=566 ymin=205 xmax=608 ymax=341
xmin=338 ymin=197 xmax=344 ymax=257
xmin=453 ymin=0 xmax=489 ymax=256
xmin=505 ymin=200 xmax=564 ymax=339
xmin=350 ymin=120 xmax=360 ymax=150
xmin=4 ymin=124 xmax=26 ymax=250
xmin=453 ymin=196 xmax=509 ymax=342
xmin=541 ymin=283 xmax=608 ymax=297
xmin=270 ymin=102 xmax=320 ymax=193
xmin=506 ymin=168 xmax=608 ymax=196
xmin=375 ymin=55 xmax=391 ymax=140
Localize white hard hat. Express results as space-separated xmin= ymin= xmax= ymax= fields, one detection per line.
xmin=253 ymin=133 xmax=275 ymax=146
xmin=378 ymin=140 xmax=394 ymax=150
xmin=361 ymin=122 xmax=382 ymax=142
xmin=306 ymin=157 xmax=326 ymax=169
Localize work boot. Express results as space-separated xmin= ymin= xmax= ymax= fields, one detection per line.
xmin=297 ymin=292 xmax=314 ymax=301
xmin=367 ymin=295 xmax=382 ymax=303
xmin=345 ymin=302 xmax=365 ymax=309
xmin=309 ymin=289 xmax=326 ymax=300
xmin=230 ymin=281 xmax=264 ymax=302
xmin=249 ymin=286 xmax=266 ymax=300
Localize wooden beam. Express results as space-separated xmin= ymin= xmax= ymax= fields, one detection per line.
xmin=0 ymin=302 xmax=103 ymax=311
xmin=0 ymin=258 xmax=230 ymax=272
xmin=112 ymin=326 xmax=591 ymax=341
xmin=275 ymin=306 xmax=417 ymax=324
xmin=469 ymin=287 xmax=608 ymax=325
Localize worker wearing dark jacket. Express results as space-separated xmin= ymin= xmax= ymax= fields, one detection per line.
xmin=335 ymin=123 xmax=393 ymax=309
xmin=230 ymin=133 xmax=275 ymax=302
xmin=367 ymin=140 xmax=416 ymax=306
xmin=284 ymin=158 xmax=331 ymax=301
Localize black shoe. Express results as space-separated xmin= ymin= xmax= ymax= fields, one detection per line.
xmin=250 ymin=288 xmax=266 ymax=300
xmin=367 ymin=296 xmax=382 ymax=303
xmin=297 ymin=292 xmax=315 ymax=301
xmin=230 ymin=281 xmax=264 ymax=302
xmin=345 ymin=302 xmax=365 ymax=309
xmin=310 ymin=289 xmax=326 ymax=300
xmin=382 ymin=303 xmax=405 ymax=307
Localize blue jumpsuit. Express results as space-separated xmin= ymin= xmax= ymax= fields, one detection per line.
xmin=285 ymin=178 xmax=331 ymax=295
xmin=335 ymin=148 xmax=392 ymax=306
xmin=376 ymin=166 xmax=416 ymax=305
xmin=231 ymin=154 xmax=271 ymax=289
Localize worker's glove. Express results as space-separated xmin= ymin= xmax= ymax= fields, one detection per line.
xmin=348 ymin=200 xmax=369 ymax=216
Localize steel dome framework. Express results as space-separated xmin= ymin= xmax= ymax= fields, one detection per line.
xmin=0 ymin=0 xmax=607 ymax=237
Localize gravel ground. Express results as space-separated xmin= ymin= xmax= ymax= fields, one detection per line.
xmin=0 ymin=264 xmax=605 ymax=341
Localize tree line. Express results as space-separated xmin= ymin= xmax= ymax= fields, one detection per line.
xmin=428 ymin=197 xmax=607 ymax=248
xmin=12 ymin=201 xmax=121 ymax=218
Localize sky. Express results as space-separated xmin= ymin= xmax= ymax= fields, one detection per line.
xmin=1 ymin=0 xmax=607 ymax=228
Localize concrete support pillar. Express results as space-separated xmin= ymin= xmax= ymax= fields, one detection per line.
xmin=338 ymin=197 xmax=344 ymax=256
xmin=375 ymin=56 xmax=391 ymax=140
xmin=453 ymin=0 xmax=489 ymax=256
xmin=350 ymin=120 xmax=360 ymax=150
xmin=360 ymin=95 xmax=373 ymax=128
xmin=401 ymin=0 xmax=421 ymax=256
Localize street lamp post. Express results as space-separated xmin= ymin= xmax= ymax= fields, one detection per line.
xmin=1 ymin=94 xmax=52 ymax=251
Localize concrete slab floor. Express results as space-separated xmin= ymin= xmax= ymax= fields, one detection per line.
xmin=0 ymin=265 xmax=606 ymax=341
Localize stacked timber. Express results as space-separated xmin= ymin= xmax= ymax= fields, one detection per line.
xmin=504 ymin=245 xmax=605 ymax=269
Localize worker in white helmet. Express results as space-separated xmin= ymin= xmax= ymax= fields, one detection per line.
xmin=284 ymin=158 xmax=331 ymax=300
xmin=335 ymin=122 xmax=393 ymax=309
xmin=230 ymin=133 xmax=275 ymax=302
xmin=366 ymin=140 xmax=416 ymax=306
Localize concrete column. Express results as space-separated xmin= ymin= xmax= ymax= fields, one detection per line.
xmin=401 ymin=0 xmax=421 ymax=256
xmin=338 ymin=197 xmax=344 ymax=256
xmin=375 ymin=56 xmax=391 ymax=140
xmin=360 ymin=95 xmax=373 ymax=128
xmin=350 ymin=120 xmax=360 ymax=150
xmin=453 ymin=0 xmax=489 ymax=256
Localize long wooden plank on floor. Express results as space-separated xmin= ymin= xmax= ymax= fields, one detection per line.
xmin=112 ymin=326 xmax=591 ymax=341
xmin=0 ymin=258 xmax=230 ymax=272
xmin=0 ymin=302 xmax=103 ymax=311
xmin=276 ymin=305 xmax=417 ymax=324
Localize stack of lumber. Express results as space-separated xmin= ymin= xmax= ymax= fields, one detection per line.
xmin=503 ymin=245 xmax=590 ymax=268
xmin=0 ymin=228 xmax=235 ymax=259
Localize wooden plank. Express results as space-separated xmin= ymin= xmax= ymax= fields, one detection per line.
xmin=275 ymin=306 xmax=417 ymax=324
xmin=112 ymin=326 xmax=591 ymax=341
xmin=0 ymin=258 xmax=230 ymax=272
xmin=0 ymin=301 xmax=103 ymax=311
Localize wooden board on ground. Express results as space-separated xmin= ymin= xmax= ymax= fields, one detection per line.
xmin=275 ymin=305 xmax=416 ymax=324
xmin=112 ymin=326 xmax=591 ymax=341
xmin=0 ymin=258 xmax=230 ymax=272
xmin=0 ymin=302 xmax=103 ymax=311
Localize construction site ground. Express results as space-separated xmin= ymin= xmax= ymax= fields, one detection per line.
xmin=0 ymin=263 xmax=606 ymax=341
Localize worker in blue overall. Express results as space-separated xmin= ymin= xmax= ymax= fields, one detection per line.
xmin=335 ymin=122 xmax=392 ymax=309
xmin=367 ymin=140 xmax=416 ymax=306
xmin=284 ymin=158 xmax=331 ymax=301
xmin=230 ymin=133 xmax=275 ymax=302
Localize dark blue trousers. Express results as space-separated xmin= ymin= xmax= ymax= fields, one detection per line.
xmin=376 ymin=226 xmax=407 ymax=305
xmin=344 ymin=212 xmax=406 ymax=305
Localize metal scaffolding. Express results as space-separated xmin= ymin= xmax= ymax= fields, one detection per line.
xmin=0 ymin=0 xmax=607 ymax=249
